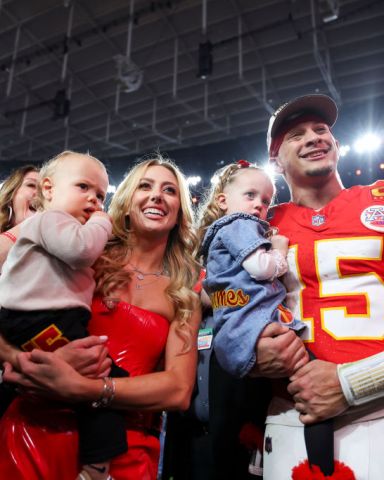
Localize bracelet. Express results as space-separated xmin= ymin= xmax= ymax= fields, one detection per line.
xmin=337 ymin=351 xmax=384 ymax=406
xmin=91 ymin=376 xmax=115 ymax=408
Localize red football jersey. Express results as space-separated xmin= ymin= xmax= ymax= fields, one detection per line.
xmin=269 ymin=180 xmax=384 ymax=363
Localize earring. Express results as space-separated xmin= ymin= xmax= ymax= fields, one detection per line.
xmin=7 ymin=205 xmax=13 ymax=224
xmin=102 ymin=296 xmax=120 ymax=311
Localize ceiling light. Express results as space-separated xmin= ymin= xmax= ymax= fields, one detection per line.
xmin=322 ymin=0 xmax=339 ymax=23
xmin=353 ymin=133 xmax=382 ymax=154
xmin=339 ymin=145 xmax=350 ymax=157
xmin=187 ymin=176 xmax=202 ymax=187
xmin=114 ymin=55 xmax=143 ymax=93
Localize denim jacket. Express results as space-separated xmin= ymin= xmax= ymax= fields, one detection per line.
xmin=201 ymin=212 xmax=304 ymax=378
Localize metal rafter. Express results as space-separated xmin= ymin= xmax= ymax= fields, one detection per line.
xmin=1 ymin=3 xmax=133 ymax=157
xmin=310 ymin=0 xmax=341 ymax=103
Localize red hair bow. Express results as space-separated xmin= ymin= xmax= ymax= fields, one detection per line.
xmin=237 ymin=159 xmax=251 ymax=168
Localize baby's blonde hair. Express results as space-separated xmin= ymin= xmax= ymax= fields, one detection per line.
xmin=196 ymin=162 xmax=274 ymax=246
xmin=36 ymin=150 xmax=106 ymax=210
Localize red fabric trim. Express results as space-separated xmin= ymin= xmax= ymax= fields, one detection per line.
xmin=238 ymin=422 xmax=264 ymax=451
xmin=193 ymin=268 xmax=206 ymax=294
xmin=291 ymin=459 xmax=356 ymax=480
xmin=0 ymin=231 xmax=17 ymax=243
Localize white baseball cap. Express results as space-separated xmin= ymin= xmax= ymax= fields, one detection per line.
xmin=267 ymin=94 xmax=338 ymax=156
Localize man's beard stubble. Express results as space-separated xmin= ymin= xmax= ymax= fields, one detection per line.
xmin=305 ymin=165 xmax=334 ymax=177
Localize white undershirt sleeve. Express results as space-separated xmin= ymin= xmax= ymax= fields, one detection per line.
xmin=242 ymin=248 xmax=288 ymax=282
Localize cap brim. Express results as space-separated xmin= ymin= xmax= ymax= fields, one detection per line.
xmin=269 ymin=94 xmax=338 ymax=140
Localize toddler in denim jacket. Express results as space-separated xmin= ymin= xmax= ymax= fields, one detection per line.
xmin=198 ymin=161 xmax=305 ymax=378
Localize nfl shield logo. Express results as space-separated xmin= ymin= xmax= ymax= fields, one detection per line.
xmin=312 ymin=214 xmax=325 ymax=226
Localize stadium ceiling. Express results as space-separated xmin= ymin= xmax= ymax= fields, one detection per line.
xmin=0 ymin=0 xmax=383 ymax=166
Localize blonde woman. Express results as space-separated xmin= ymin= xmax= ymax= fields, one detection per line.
xmin=0 ymin=156 xmax=201 ymax=480
xmin=0 ymin=165 xmax=39 ymax=266
xmin=0 ymin=165 xmax=39 ymax=233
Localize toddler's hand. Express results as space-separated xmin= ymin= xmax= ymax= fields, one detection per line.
xmin=90 ymin=210 xmax=111 ymax=221
xmin=271 ymin=234 xmax=289 ymax=255
xmin=89 ymin=211 xmax=113 ymax=239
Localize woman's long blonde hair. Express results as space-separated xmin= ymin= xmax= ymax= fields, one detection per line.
xmin=94 ymin=155 xmax=200 ymax=348
xmin=0 ymin=165 xmax=39 ymax=232
xmin=196 ymin=162 xmax=274 ymax=246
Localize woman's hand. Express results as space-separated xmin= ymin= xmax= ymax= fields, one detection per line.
xmin=250 ymin=322 xmax=309 ymax=378
xmin=287 ymin=359 xmax=349 ymax=424
xmin=54 ymin=335 xmax=111 ymax=378
xmin=3 ymin=349 xmax=97 ymax=402
xmin=0 ymin=334 xmax=21 ymax=369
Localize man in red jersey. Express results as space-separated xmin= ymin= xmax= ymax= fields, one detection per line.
xmin=256 ymin=94 xmax=384 ymax=480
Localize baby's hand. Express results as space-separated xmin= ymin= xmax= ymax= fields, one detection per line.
xmin=90 ymin=210 xmax=111 ymax=222
xmin=271 ymin=234 xmax=289 ymax=256
xmin=89 ymin=211 xmax=113 ymax=239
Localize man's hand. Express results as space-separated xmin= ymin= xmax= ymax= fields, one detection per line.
xmin=250 ymin=322 xmax=309 ymax=378
xmin=288 ymin=359 xmax=349 ymax=424
xmin=55 ymin=336 xmax=111 ymax=378
xmin=271 ymin=234 xmax=289 ymax=256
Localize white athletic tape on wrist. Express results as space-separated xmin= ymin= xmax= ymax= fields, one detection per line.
xmin=337 ymin=351 xmax=384 ymax=406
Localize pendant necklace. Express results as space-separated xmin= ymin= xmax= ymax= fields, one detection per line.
xmin=128 ymin=262 xmax=165 ymax=289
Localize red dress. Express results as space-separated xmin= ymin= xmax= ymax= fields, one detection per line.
xmin=0 ymin=298 xmax=170 ymax=480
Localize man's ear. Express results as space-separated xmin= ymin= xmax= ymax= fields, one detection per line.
xmin=269 ymin=157 xmax=284 ymax=175
xmin=41 ymin=177 xmax=54 ymax=201
xmin=335 ymin=138 xmax=340 ymax=155
xmin=216 ymin=193 xmax=228 ymax=212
